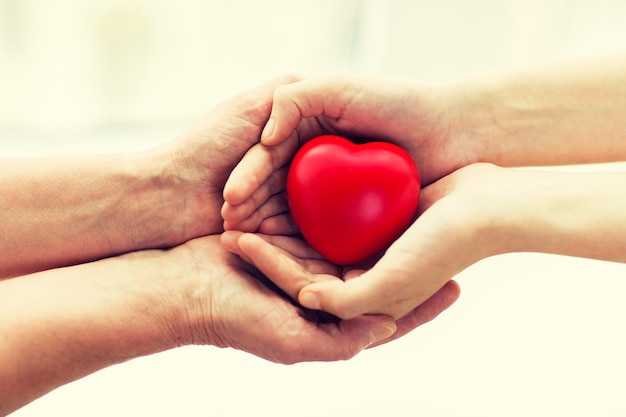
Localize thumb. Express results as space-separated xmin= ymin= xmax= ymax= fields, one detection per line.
xmin=261 ymin=81 xmax=312 ymax=146
xmin=261 ymin=76 xmax=352 ymax=146
xmin=298 ymin=271 xmax=386 ymax=320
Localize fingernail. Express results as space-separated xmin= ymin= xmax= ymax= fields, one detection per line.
xmin=261 ymin=118 xmax=275 ymax=142
xmin=369 ymin=324 xmax=396 ymax=345
xmin=299 ymin=291 xmax=321 ymax=310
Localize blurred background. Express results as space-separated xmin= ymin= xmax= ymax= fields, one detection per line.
xmin=4 ymin=0 xmax=626 ymax=416
xmin=2 ymin=0 xmax=626 ymax=133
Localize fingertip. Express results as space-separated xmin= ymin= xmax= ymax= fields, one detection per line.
xmin=222 ymin=220 xmax=235 ymax=231
xmin=299 ymin=280 xmax=365 ymax=320
xmin=340 ymin=314 xmax=396 ymax=352
xmin=222 ymin=200 xmax=252 ymax=227
xmin=443 ymin=279 xmax=462 ymax=306
xmin=343 ymin=268 xmax=367 ymax=281
xmin=368 ymin=321 xmax=397 ymax=347
xmin=261 ymin=84 xmax=306 ymax=147
xmin=236 ymin=232 xmax=269 ymax=259
xmin=220 ymin=201 xmax=233 ymax=223
xmin=222 ymin=183 xmax=245 ymax=207
xmin=260 ymin=118 xmax=276 ymax=144
xmin=260 ymin=129 xmax=286 ymax=147
xmin=222 ymin=204 xmax=248 ymax=230
xmin=220 ymin=230 xmax=244 ymax=252
xmin=257 ymin=214 xmax=299 ymax=236
xmin=236 ymin=230 xmax=259 ymax=246
xmin=223 ymin=164 xmax=260 ymax=207
xmin=298 ymin=290 xmax=321 ymax=311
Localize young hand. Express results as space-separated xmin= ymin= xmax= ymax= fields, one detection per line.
xmin=221 ymin=75 xmax=475 ymax=231
xmin=223 ymin=162 xmax=626 ymax=320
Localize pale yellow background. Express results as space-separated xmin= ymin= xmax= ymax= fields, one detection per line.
xmin=3 ymin=1 xmax=626 ymax=416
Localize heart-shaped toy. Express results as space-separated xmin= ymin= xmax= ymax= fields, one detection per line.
xmin=286 ymin=135 xmax=420 ymax=265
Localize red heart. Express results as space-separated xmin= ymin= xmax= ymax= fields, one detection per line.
xmin=286 ymin=135 xmax=420 ymax=265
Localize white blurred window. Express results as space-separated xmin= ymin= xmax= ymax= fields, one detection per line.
xmin=1 ymin=0 xmax=625 ymax=130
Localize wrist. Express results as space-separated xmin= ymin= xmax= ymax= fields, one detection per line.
xmin=0 ymin=152 xmax=193 ymax=277
xmin=401 ymin=79 xmax=485 ymax=184
xmin=143 ymin=138 xmax=226 ymax=247
xmin=495 ymin=169 xmax=626 ymax=262
xmin=438 ymin=76 xmax=518 ymax=167
xmin=115 ymin=245 xmax=201 ymax=348
xmin=129 ymin=145 xmax=206 ymax=249
xmin=445 ymin=55 xmax=626 ymax=168
xmin=433 ymin=164 xmax=533 ymax=261
xmin=0 ymin=249 xmax=186 ymax=413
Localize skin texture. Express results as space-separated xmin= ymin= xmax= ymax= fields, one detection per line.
xmin=0 ymin=235 xmax=401 ymax=415
xmin=0 ymin=76 xmax=459 ymax=416
xmin=221 ymin=52 xmax=626 ymax=320
xmin=0 ymin=75 xmax=296 ymax=278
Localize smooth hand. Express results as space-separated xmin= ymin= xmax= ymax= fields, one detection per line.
xmin=221 ymin=75 xmax=475 ymax=231
xmin=222 ymin=161 xmax=626 ymax=320
xmin=222 ymin=164 xmax=511 ymax=320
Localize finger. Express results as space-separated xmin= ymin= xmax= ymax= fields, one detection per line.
xmin=225 ymin=192 xmax=290 ymax=233
xmin=220 ymin=230 xmax=243 ymax=253
xmin=220 ymin=231 xmax=256 ymax=265
xmin=285 ymin=315 xmax=396 ymax=363
xmin=237 ymin=233 xmax=340 ymax=300
xmin=213 ymin=73 xmax=301 ymax=126
xmin=416 ymin=174 xmax=456 ymax=217
xmin=342 ymin=268 xmax=367 ymax=281
xmin=367 ymin=280 xmax=461 ymax=348
xmin=226 ymin=75 xmax=355 ymax=207
xmin=223 ymin=129 xmax=300 ymax=206
xmin=222 ymin=166 xmax=289 ymax=224
xmin=261 ymin=76 xmax=351 ymax=146
xmin=298 ymin=243 xmax=448 ymax=320
xmin=222 ymin=230 xmax=321 ymax=261
xmin=297 ymin=258 xmax=410 ymax=320
xmin=257 ymin=213 xmax=299 ymax=236
xmin=239 ymin=232 xmax=336 ymax=272
xmin=247 ymin=233 xmax=324 ymax=260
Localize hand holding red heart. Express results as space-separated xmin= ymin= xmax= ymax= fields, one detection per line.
xmin=222 ymin=61 xmax=626 ymax=321
xmin=221 ymin=75 xmax=468 ymax=320
xmin=223 ymin=161 xmax=509 ymax=320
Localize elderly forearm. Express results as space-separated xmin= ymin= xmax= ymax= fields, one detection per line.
xmin=0 ymin=152 xmax=187 ymax=277
xmin=0 ymin=248 xmax=186 ymax=415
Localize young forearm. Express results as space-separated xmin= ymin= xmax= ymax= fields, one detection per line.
xmin=489 ymin=168 xmax=626 ymax=263
xmin=449 ymin=52 xmax=626 ymax=167
xmin=0 ymin=248 xmax=186 ymax=415
xmin=0 ymin=152 xmax=189 ymax=277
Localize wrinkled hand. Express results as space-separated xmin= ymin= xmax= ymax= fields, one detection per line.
xmin=167 ymin=235 xmax=400 ymax=363
xmin=149 ymin=75 xmax=301 ymax=241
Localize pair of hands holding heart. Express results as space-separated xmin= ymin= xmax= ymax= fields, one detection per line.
xmin=221 ymin=75 xmax=469 ymax=333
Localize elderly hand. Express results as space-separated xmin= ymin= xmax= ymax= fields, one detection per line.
xmin=148 ymin=74 xmax=302 ymax=241
xmin=169 ymin=235 xmax=400 ymax=362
